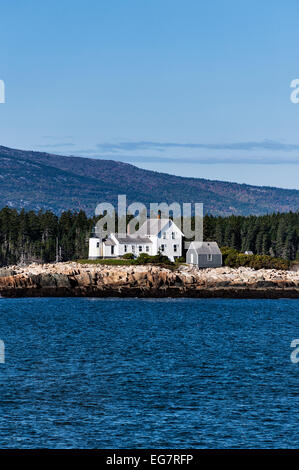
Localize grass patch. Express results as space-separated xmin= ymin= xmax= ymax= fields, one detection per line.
xmin=77 ymin=258 xmax=137 ymax=266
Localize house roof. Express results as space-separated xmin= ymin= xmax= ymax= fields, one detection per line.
xmin=112 ymin=234 xmax=152 ymax=245
xmin=137 ymin=218 xmax=183 ymax=237
xmin=103 ymin=238 xmax=116 ymax=246
xmin=188 ymin=241 xmax=221 ymax=255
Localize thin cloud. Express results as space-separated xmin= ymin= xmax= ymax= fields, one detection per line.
xmin=96 ymin=140 xmax=299 ymax=153
xmin=75 ymin=153 xmax=299 ymax=165
xmin=38 ymin=143 xmax=75 ymax=148
xmin=43 ymin=143 xmax=299 ymax=165
xmin=42 ymin=135 xmax=74 ymax=140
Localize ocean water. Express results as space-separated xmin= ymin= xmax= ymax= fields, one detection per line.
xmin=0 ymin=297 xmax=298 ymax=449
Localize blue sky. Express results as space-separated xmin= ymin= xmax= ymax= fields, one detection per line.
xmin=0 ymin=0 xmax=299 ymax=189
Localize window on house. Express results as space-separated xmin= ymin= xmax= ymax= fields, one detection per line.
xmin=161 ymin=244 xmax=165 ymax=252
xmin=146 ymin=246 xmax=149 ymax=252
xmin=163 ymin=232 xmax=166 ymax=239
xmin=139 ymin=245 xmax=142 ymax=252
xmin=132 ymin=245 xmax=135 ymax=252
xmin=207 ymin=254 xmax=212 ymax=261
xmin=96 ymin=242 xmax=100 ymax=247
xmin=172 ymin=232 xmax=175 ymax=239
xmin=124 ymin=245 xmax=127 ymax=252
xmin=111 ymin=246 xmax=114 ymax=255
xmin=173 ymin=244 xmax=177 ymax=252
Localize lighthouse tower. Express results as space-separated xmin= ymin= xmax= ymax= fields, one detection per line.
xmin=88 ymin=226 xmax=102 ymax=259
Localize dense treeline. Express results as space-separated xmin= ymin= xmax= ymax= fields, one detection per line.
xmin=0 ymin=207 xmax=298 ymax=266
xmin=202 ymin=212 xmax=299 ymax=261
xmin=0 ymin=208 xmax=94 ymax=266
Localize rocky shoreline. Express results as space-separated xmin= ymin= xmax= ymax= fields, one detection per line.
xmin=0 ymin=262 xmax=298 ymax=298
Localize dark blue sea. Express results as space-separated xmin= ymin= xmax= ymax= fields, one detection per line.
xmin=0 ymin=297 xmax=298 ymax=448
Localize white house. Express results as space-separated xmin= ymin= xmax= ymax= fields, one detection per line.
xmin=88 ymin=218 xmax=184 ymax=262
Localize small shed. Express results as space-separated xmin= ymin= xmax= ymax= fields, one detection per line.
xmin=186 ymin=241 xmax=222 ymax=268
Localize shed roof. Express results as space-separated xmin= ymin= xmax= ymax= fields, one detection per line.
xmin=188 ymin=241 xmax=221 ymax=255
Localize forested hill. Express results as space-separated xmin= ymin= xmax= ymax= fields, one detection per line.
xmin=0 ymin=145 xmax=298 ymax=216
xmin=0 ymin=208 xmax=298 ymax=266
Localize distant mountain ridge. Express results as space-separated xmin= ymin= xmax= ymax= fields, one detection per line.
xmin=0 ymin=145 xmax=298 ymax=216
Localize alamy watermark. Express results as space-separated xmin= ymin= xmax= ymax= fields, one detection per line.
xmin=0 ymin=340 xmax=5 ymax=364
xmin=290 ymin=339 xmax=299 ymax=364
xmin=290 ymin=79 xmax=299 ymax=103
xmin=0 ymin=79 xmax=5 ymax=103
xmin=94 ymin=194 xmax=203 ymax=246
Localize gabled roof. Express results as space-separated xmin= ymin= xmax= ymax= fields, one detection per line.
xmin=103 ymin=238 xmax=116 ymax=246
xmin=111 ymin=234 xmax=152 ymax=245
xmin=188 ymin=241 xmax=221 ymax=255
xmin=137 ymin=218 xmax=183 ymax=237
